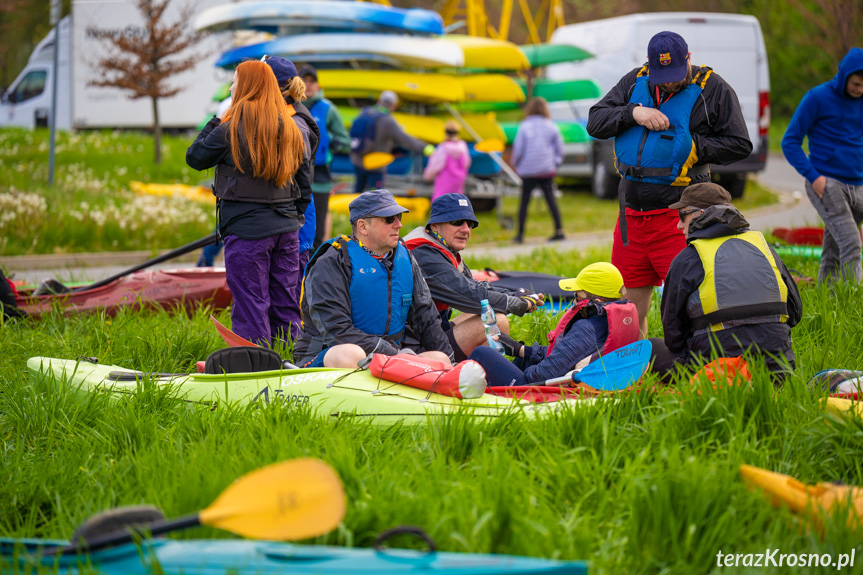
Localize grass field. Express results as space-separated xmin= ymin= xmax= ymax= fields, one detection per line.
xmin=2 ymin=248 xmax=863 ymax=574
xmin=0 ymin=127 xmax=777 ymax=255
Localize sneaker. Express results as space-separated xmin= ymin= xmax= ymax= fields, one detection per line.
xmin=548 ymin=232 xmax=566 ymax=242
xmin=513 ymin=235 xmax=524 ymax=244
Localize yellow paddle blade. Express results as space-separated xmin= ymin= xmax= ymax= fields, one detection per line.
xmin=198 ymin=458 xmax=346 ymax=540
xmin=473 ymin=138 xmax=505 ymax=153
xmin=363 ymin=152 xmax=395 ymax=171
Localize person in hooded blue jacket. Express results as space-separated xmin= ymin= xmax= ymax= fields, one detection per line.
xmin=782 ymin=47 xmax=863 ymax=284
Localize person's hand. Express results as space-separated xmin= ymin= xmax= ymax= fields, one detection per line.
xmin=516 ymin=288 xmax=545 ymax=312
xmin=495 ymin=333 xmax=524 ymax=357
xmin=632 ymin=106 xmax=670 ymax=131
xmin=423 ymin=144 xmax=435 ymax=157
xmin=812 ymin=175 xmax=827 ymax=199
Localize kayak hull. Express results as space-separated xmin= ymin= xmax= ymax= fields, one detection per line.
xmin=27 ymin=358 xmax=594 ymax=425
xmin=1 ymin=538 xmax=587 ymax=574
xmin=15 ymin=269 xmax=231 ymax=317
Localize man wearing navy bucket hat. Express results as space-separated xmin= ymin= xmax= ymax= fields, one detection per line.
xmin=404 ymin=193 xmax=544 ymax=361
xmin=294 ymin=189 xmax=454 ymax=369
xmin=587 ymin=31 xmax=752 ymax=339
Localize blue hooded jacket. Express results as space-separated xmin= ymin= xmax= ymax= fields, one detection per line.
xmin=782 ymin=47 xmax=863 ymax=185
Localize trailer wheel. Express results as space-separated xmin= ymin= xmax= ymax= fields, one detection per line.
xmin=714 ymin=173 xmax=747 ymax=199
xmin=592 ymin=142 xmax=620 ymax=200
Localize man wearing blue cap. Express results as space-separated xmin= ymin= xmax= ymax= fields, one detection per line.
xmin=294 ymin=189 xmax=454 ymax=368
xmin=404 ymin=193 xmax=544 ymax=360
xmin=587 ymin=31 xmax=752 ymax=338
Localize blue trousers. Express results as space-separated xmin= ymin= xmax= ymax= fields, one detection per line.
xmin=469 ymin=346 xmax=528 ymax=387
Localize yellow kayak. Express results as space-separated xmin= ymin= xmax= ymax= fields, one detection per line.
xmin=129 ymin=181 xmax=212 ymax=203
xmin=339 ymin=108 xmax=504 ymax=144
xmin=429 ymin=112 xmax=506 ymax=142
xmin=319 ymin=70 xmax=464 ymax=104
xmin=740 ymin=464 xmax=863 ymax=533
xmin=826 ymin=396 xmax=863 ymax=417
xmin=444 ymin=35 xmax=530 ymax=71
xmin=458 ymin=74 xmax=526 ymax=103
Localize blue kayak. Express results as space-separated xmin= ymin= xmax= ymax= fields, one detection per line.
xmin=194 ymin=1 xmax=445 ymax=36
xmin=1 ymin=538 xmax=587 ymax=574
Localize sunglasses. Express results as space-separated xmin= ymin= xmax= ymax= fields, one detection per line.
xmin=380 ymin=214 xmax=402 ymax=224
xmin=678 ymin=208 xmax=700 ymax=222
xmin=449 ymin=219 xmax=478 ymax=229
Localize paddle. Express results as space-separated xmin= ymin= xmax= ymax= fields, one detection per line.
xmin=540 ymin=339 xmax=652 ymax=391
xmin=56 ymin=458 xmax=345 ymax=555
xmin=74 ymin=233 xmax=219 ymax=293
xmin=362 ymin=152 xmax=396 ymax=171
xmin=212 ymin=315 xmax=259 ymax=348
xmin=473 ymin=138 xmax=505 ymax=153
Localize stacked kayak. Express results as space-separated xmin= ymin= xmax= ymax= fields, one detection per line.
xmin=1 ymin=538 xmax=587 ymax=574
xmin=15 ymin=269 xmax=231 ymax=317
xmin=27 ymin=357 xmax=594 ymax=425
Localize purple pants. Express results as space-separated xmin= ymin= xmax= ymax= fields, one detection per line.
xmin=289 ymin=249 xmax=312 ymax=313
xmin=224 ymin=232 xmax=300 ymax=345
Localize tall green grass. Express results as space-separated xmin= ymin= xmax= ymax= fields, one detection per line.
xmin=1 ymin=248 xmax=862 ymax=573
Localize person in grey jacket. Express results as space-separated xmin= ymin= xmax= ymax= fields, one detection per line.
xmin=510 ymin=97 xmax=565 ymax=244
xmin=403 ymin=194 xmax=543 ymax=360
xmin=349 ymin=90 xmax=433 ymax=194
xmin=294 ymin=189 xmax=454 ymax=368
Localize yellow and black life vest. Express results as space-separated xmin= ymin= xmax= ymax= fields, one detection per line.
xmin=689 ymin=231 xmax=788 ymax=333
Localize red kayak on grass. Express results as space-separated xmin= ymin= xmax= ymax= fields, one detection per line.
xmin=15 ymin=268 xmax=231 ymax=317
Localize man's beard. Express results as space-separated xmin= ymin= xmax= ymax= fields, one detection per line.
xmin=664 ymin=68 xmax=694 ymax=93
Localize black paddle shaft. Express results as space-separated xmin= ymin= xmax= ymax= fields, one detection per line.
xmin=74 ymin=233 xmax=218 ymax=293
xmin=57 ymin=513 xmax=201 ymax=555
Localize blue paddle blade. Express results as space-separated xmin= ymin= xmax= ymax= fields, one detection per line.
xmin=573 ymin=340 xmax=652 ymax=391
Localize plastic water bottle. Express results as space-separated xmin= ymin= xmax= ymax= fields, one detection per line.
xmin=480 ymin=299 xmax=504 ymax=354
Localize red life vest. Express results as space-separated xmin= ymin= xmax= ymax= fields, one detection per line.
xmin=546 ymin=299 xmax=639 ymax=362
xmin=404 ymin=237 xmax=460 ymax=312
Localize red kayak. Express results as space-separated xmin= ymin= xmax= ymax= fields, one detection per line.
xmin=15 ymin=268 xmax=231 ymax=317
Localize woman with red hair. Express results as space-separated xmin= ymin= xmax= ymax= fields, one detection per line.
xmin=187 ymin=60 xmax=307 ymax=346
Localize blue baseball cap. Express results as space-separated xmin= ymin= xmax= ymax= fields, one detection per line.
xmin=349 ymin=189 xmax=409 ymax=224
xmin=648 ymin=31 xmax=689 ymax=84
xmin=264 ymin=56 xmax=298 ymax=86
xmin=428 ymin=193 xmax=478 ymax=226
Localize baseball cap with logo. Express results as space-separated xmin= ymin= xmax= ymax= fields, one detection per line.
xmin=559 ymin=263 xmax=625 ymax=300
xmin=648 ymin=31 xmax=689 ymax=84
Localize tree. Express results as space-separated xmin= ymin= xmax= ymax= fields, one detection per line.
xmin=89 ymin=0 xmax=201 ymax=164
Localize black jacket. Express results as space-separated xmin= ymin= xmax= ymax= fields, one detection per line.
xmin=587 ymin=65 xmax=753 ymax=211
xmin=660 ymin=206 xmax=802 ymax=371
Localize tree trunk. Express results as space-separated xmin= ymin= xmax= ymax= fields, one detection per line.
xmin=152 ymin=96 xmax=162 ymax=165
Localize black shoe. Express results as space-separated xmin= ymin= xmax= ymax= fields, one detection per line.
xmin=513 ymin=235 xmax=524 ymax=244
xmin=548 ymin=232 xmax=566 ymax=242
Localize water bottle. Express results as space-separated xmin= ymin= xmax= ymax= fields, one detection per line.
xmin=480 ymin=299 xmax=504 ymax=354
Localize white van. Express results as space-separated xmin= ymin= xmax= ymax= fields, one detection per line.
xmin=546 ymin=12 xmax=770 ymax=199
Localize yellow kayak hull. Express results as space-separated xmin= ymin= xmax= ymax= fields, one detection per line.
xmin=319 ymin=70 xmax=464 ymax=104
xmin=458 ymin=74 xmax=525 ymax=103
xmin=444 ymin=35 xmax=530 ymax=71
xmin=339 ymin=108 xmax=504 ymax=144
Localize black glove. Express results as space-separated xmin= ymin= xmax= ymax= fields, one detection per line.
xmin=515 ymin=288 xmax=544 ymax=312
xmin=496 ymin=333 xmax=524 ymax=357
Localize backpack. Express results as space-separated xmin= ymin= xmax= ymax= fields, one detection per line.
xmin=349 ymin=107 xmax=384 ymax=155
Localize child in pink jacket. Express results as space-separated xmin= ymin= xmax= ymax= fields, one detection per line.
xmin=424 ymin=120 xmax=471 ymax=201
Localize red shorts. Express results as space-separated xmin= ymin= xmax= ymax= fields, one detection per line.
xmin=612 ymin=208 xmax=686 ymax=288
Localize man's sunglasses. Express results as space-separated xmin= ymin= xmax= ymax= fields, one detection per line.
xmin=380 ymin=214 xmax=402 ymax=224
xmin=678 ymin=208 xmax=700 ymax=222
xmin=449 ymin=219 xmax=478 ymax=229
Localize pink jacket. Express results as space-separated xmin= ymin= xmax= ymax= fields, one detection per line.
xmin=423 ymin=140 xmax=471 ymax=200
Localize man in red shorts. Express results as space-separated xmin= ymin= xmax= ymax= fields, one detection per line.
xmin=587 ymin=31 xmax=752 ymax=335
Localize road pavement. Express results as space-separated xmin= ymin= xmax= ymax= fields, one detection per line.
xmin=5 ymin=153 xmax=820 ymax=285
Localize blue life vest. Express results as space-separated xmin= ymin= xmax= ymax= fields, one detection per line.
xmin=614 ymin=66 xmax=711 ymax=186
xmin=350 ymin=107 xmax=384 ymax=155
xmin=345 ymin=239 xmax=413 ymax=339
xmin=308 ymin=98 xmax=332 ymax=167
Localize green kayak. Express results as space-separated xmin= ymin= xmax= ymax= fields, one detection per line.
xmin=517 ymin=78 xmax=602 ymax=102
xmin=520 ymin=43 xmax=593 ymax=68
xmin=500 ymin=121 xmax=589 ymax=144
xmin=28 ymin=357 xmax=594 ymax=425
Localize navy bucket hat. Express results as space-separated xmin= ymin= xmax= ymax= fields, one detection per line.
xmin=349 ymin=189 xmax=409 ymax=224
xmin=428 ymin=193 xmax=478 ymax=226
xmin=647 ymin=31 xmax=689 ymax=84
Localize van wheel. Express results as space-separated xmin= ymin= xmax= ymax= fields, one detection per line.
xmin=592 ymin=142 xmax=620 ymax=200
xmin=714 ymin=173 xmax=747 ymax=199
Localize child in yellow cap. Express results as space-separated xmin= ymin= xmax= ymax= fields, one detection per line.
xmin=469 ymin=263 xmax=639 ymax=386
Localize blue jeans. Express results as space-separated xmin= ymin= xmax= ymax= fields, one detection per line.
xmin=806 ymin=177 xmax=863 ymax=283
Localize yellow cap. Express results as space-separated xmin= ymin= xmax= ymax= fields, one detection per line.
xmin=559 ymin=263 xmax=624 ymax=299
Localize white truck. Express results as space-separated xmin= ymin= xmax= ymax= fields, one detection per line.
xmin=546 ymin=12 xmax=770 ymax=199
xmin=0 ymin=0 xmax=231 ymax=131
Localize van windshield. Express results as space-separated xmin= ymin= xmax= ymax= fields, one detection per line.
xmin=7 ymin=70 xmax=47 ymax=103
